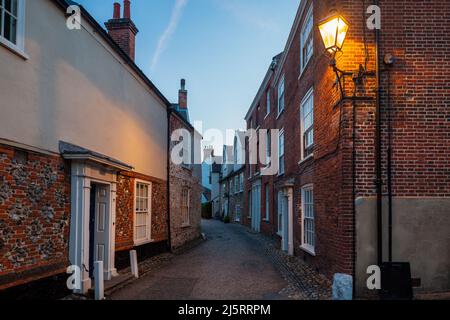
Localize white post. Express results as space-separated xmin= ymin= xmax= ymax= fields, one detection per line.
xmin=94 ymin=261 xmax=104 ymax=300
xmin=130 ymin=250 xmax=139 ymax=278
xmin=287 ymin=188 xmax=294 ymax=256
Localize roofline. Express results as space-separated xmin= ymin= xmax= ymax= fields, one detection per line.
xmin=244 ymin=61 xmax=275 ymax=121
xmin=273 ymin=0 xmax=309 ymax=84
xmin=52 ymin=0 xmax=172 ymax=108
xmin=168 ymin=107 xmax=195 ymax=131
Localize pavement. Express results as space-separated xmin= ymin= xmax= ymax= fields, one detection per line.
xmin=109 ymin=219 xmax=331 ymax=300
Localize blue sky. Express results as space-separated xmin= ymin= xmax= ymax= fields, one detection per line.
xmin=76 ymin=0 xmax=299 ymax=146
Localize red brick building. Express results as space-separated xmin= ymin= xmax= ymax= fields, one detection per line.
xmin=244 ymin=0 xmax=449 ymax=296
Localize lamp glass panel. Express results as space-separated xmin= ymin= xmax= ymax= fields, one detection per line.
xmin=319 ymin=16 xmax=349 ymax=52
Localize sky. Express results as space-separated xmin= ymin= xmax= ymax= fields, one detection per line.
xmin=76 ymin=0 xmax=299 ymax=151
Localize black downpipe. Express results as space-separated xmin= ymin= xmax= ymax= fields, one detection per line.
xmin=374 ymin=0 xmax=383 ymax=267
xmin=387 ymin=70 xmax=393 ymax=263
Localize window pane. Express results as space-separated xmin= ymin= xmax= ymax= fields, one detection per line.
xmin=4 ymin=13 xmax=17 ymax=44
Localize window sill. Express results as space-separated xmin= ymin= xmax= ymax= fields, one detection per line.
xmin=300 ymin=245 xmax=316 ymax=256
xmin=298 ymin=154 xmax=314 ymax=165
xmin=0 ymin=38 xmax=29 ymax=60
xmin=276 ymin=110 xmax=285 ymax=120
xmin=298 ymin=57 xmax=313 ymax=81
xmin=263 ymin=219 xmax=270 ymax=223
xmin=264 ymin=113 xmax=271 ymax=120
xmin=134 ymin=239 xmax=154 ymax=247
xmin=181 ymin=224 xmax=191 ymax=229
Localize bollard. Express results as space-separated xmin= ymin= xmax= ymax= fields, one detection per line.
xmin=94 ymin=261 xmax=104 ymax=300
xmin=130 ymin=250 xmax=139 ymax=278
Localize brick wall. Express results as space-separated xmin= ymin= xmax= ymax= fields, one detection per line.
xmin=0 ymin=144 xmax=70 ymax=290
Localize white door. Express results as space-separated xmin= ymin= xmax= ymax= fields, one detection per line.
xmin=93 ymin=184 xmax=110 ymax=275
xmin=281 ymin=195 xmax=289 ymax=252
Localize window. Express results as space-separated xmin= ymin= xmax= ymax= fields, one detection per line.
xmin=301 ymin=186 xmax=315 ymax=253
xmin=235 ymin=204 xmax=241 ymax=222
xmin=182 ymin=188 xmax=190 ymax=226
xmin=301 ymin=89 xmax=314 ymax=159
xmin=240 ymin=173 xmax=244 ymax=192
xmin=234 ymin=176 xmax=239 ymax=195
xmin=265 ymin=184 xmax=270 ymax=221
xmin=277 ymin=76 xmax=285 ymax=115
xmin=135 ymin=181 xmax=152 ymax=244
xmin=300 ymin=5 xmax=314 ymax=72
xmin=278 ymin=130 xmax=285 ymax=175
xmin=229 ymin=180 xmax=233 ymax=195
xmin=266 ymin=130 xmax=271 ymax=165
xmin=0 ymin=0 xmax=25 ymax=52
xmin=266 ymin=90 xmax=271 ymax=116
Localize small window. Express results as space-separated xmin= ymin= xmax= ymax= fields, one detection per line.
xmin=266 ymin=130 xmax=271 ymax=165
xmin=240 ymin=173 xmax=244 ymax=192
xmin=0 ymin=0 xmax=25 ymax=52
xmin=277 ymin=76 xmax=285 ymax=115
xmin=266 ymin=90 xmax=271 ymax=116
xmin=300 ymin=5 xmax=314 ymax=72
xmin=229 ymin=180 xmax=233 ymax=195
xmin=235 ymin=204 xmax=241 ymax=222
xmin=301 ymin=89 xmax=314 ymax=159
xmin=278 ymin=130 xmax=285 ymax=175
xmin=301 ymin=186 xmax=315 ymax=253
xmin=135 ymin=181 xmax=152 ymax=244
xmin=182 ymin=188 xmax=190 ymax=226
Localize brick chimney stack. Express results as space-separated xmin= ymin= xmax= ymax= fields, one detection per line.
xmin=179 ymin=79 xmax=188 ymax=109
xmin=105 ymin=0 xmax=139 ymax=61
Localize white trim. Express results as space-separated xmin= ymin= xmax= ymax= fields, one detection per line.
xmin=299 ymin=4 xmax=314 ymax=77
xmin=277 ymin=75 xmax=286 ymax=117
xmin=0 ymin=0 xmax=27 ymax=59
xmin=300 ymin=87 xmax=314 ymax=161
xmin=301 ymin=184 xmax=315 ymax=255
xmin=133 ymin=179 xmax=153 ymax=246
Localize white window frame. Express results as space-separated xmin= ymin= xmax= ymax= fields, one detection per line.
xmin=134 ymin=180 xmax=152 ymax=246
xmin=266 ymin=90 xmax=271 ymax=116
xmin=181 ymin=187 xmax=190 ymax=227
xmin=300 ymin=4 xmax=314 ymax=75
xmin=235 ymin=204 xmax=241 ymax=222
xmin=278 ymin=129 xmax=285 ymax=176
xmin=277 ymin=75 xmax=285 ymax=116
xmin=0 ymin=0 xmax=27 ymax=58
xmin=265 ymin=184 xmax=270 ymax=221
xmin=240 ymin=173 xmax=244 ymax=192
xmin=300 ymin=88 xmax=314 ymax=160
xmin=266 ymin=130 xmax=271 ymax=166
xmin=301 ymin=185 xmax=315 ymax=255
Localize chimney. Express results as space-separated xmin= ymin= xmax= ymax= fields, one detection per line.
xmin=179 ymin=79 xmax=188 ymax=109
xmin=105 ymin=0 xmax=139 ymax=61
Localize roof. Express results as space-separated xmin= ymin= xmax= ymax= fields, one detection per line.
xmin=244 ymin=53 xmax=283 ymax=120
xmin=59 ymin=141 xmax=134 ymax=171
xmin=52 ymin=0 xmax=171 ymax=108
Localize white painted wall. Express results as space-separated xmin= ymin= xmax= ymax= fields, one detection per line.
xmin=0 ymin=0 xmax=168 ymax=179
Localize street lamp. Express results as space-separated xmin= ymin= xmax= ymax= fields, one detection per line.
xmin=318 ymin=13 xmax=350 ymax=57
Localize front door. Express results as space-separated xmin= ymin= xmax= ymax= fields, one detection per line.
xmin=89 ymin=183 xmax=110 ymax=278
xmin=281 ymin=195 xmax=289 ymax=252
xmin=251 ymin=184 xmax=261 ymax=232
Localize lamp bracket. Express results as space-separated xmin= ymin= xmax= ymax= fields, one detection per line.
xmin=332 ymin=63 xmax=375 ymax=102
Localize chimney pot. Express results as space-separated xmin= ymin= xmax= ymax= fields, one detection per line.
xmin=179 ymin=79 xmax=188 ymax=109
xmin=124 ymin=0 xmax=131 ymax=19
xmin=113 ymin=2 xmax=121 ymax=19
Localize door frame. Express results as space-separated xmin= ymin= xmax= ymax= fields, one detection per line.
xmin=278 ymin=187 xmax=294 ymax=256
xmin=69 ymin=161 xmax=118 ymax=294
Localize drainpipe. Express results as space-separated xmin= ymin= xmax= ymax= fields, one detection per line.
xmin=167 ymin=108 xmax=172 ymax=251
xmin=374 ymin=0 xmax=383 ymax=267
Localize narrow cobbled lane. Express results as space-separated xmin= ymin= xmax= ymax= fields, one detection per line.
xmin=110 ymin=220 xmax=330 ymax=300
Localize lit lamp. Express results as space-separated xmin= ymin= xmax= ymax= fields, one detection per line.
xmin=318 ymin=13 xmax=350 ymax=57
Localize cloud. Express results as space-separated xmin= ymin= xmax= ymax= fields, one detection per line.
xmin=216 ymin=0 xmax=278 ymax=32
xmin=151 ymin=0 xmax=188 ymax=71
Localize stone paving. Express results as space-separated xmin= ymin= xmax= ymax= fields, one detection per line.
xmin=107 ymin=219 xmax=331 ymax=300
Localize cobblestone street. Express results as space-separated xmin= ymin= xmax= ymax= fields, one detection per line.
xmin=109 ymin=219 xmax=331 ymax=300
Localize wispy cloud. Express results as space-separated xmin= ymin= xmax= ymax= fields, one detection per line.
xmin=151 ymin=0 xmax=188 ymax=71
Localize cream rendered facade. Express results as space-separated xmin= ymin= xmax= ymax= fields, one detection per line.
xmin=0 ymin=0 xmax=168 ymax=179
